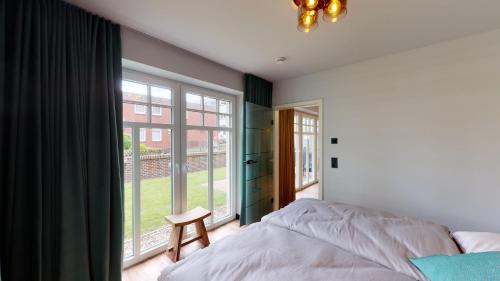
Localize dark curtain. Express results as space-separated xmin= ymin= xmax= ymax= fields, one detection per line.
xmin=244 ymin=74 xmax=273 ymax=107
xmin=278 ymin=109 xmax=295 ymax=208
xmin=0 ymin=0 xmax=123 ymax=280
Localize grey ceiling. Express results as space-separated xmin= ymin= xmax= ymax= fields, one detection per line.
xmin=67 ymin=0 xmax=500 ymax=81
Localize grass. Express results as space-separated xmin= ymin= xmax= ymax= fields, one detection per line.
xmin=124 ymin=168 xmax=228 ymax=240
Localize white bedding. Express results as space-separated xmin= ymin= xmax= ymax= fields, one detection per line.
xmin=262 ymin=199 xmax=460 ymax=280
xmin=159 ymin=222 xmax=415 ymax=281
xmin=159 ymin=199 xmax=459 ymax=281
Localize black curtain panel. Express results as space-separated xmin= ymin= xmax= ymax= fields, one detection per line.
xmin=0 ymin=0 xmax=124 ymax=281
xmin=244 ymin=74 xmax=273 ymax=108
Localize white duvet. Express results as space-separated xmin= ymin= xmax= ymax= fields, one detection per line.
xmin=159 ymin=199 xmax=459 ymax=281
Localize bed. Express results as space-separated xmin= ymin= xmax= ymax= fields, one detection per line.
xmin=158 ymin=199 xmax=460 ymax=281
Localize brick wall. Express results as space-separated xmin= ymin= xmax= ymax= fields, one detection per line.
xmin=124 ymin=151 xmax=227 ymax=183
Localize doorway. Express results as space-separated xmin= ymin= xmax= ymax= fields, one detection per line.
xmin=273 ymin=100 xmax=323 ymax=208
xmin=293 ymin=107 xmax=320 ymax=199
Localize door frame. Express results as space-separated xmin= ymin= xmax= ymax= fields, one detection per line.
xmin=272 ymin=99 xmax=324 ymax=208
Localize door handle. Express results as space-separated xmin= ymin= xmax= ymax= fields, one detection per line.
xmin=244 ymin=160 xmax=258 ymax=165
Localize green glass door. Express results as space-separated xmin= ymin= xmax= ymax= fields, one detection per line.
xmin=241 ymin=102 xmax=274 ymax=225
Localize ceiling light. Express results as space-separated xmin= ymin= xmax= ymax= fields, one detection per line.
xmin=304 ymin=0 xmax=319 ymax=9
xmin=292 ymin=0 xmax=347 ymax=32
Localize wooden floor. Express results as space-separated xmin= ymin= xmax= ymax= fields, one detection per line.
xmin=122 ymin=220 xmax=241 ymax=281
xmin=123 ymin=186 xmax=318 ymax=281
xmin=296 ymin=183 xmax=319 ymax=200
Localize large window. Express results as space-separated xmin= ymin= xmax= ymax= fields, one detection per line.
xmin=122 ymin=70 xmax=236 ymax=268
xmin=294 ymin=111 xmax=319 ymax=190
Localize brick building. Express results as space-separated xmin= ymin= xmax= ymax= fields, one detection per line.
xmin=123 ymin=88 xmax=220 ymax=152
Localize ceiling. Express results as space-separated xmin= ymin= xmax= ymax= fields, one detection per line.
xmin=67 ymin=0 xmax=500 ymax=81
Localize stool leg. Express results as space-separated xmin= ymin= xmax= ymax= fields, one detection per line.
xmin=195 ymin=220 xmax=210 ymax=247
xmin=169 ymin=225 xmax=183 ymax=262
xmin=167 ymin=225 xmax=175 ymax=253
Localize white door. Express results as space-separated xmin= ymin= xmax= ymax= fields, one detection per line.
xmin=181 ymin=86 xmax=236 ymax=228
xmin=122 ymin=70 xmax=236 ymax=267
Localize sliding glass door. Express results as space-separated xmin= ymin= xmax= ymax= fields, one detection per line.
xmin=122 ymin=70 xmax=236 ymax=267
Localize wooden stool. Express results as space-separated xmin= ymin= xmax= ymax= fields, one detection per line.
xmin=164 ymin=207 xmax=211 ymax=262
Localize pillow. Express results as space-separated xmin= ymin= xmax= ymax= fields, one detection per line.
xmin=453 ymin=231 xmax=500 ymax=253
xmin=410 ymin=252 xmax=500 ymax=281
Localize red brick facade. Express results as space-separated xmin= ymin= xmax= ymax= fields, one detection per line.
xmin=123 ymin=103 xmax=220 ymax=150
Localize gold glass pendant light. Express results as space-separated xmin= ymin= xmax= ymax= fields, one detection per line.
xmin=297 ymin=5 xmax=319 ymax=32
xmin=293 ymin=0 xmax=348 ymax=32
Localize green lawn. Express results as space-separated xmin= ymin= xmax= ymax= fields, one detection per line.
xmin=124 ymin=168 xmax=227 ymax=239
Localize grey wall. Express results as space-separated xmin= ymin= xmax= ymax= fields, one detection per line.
xmin=121 ymin=27 xmax=243 ymax=92
xmin=274 ymin=29 xmax=500 ymax=232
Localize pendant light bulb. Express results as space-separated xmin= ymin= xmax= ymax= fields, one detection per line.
xmin=297 ymin=6 xmax=318 ymax=32
xmin=323 ymin=0 xmax=347 ymax=23
xmin=304 ymin=0 xmax=319 ymax=9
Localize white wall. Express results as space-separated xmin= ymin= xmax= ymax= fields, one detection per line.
xmin=122 ymin=27 xmax=243 ymax=92
xmin=274 ymin=29 xmax=500 ymax=232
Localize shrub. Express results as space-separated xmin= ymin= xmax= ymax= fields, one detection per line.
xmin=124 ymin=134 xmax=132 ymax=150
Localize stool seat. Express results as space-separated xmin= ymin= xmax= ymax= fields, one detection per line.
xmin=165 ymin=207 xmax=211 ymax=262
xmin=165 ymin=207 xmax=211 ymax=226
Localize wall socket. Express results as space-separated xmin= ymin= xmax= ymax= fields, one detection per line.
xmin=331 ymin=157 xmax=338 ymax=168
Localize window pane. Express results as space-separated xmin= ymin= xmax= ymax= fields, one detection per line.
xmin=185 ymin=129 xmax=210 ymax=230
xmin=151 ymin=86 xmax=172 ymax=106
xmin=186 ymin=93 xmax=202 ymax=110
xmin=294 ymin=133 xmax=300 ymax=190
xmin=151 ymin=107 xmax=171 ymax=125
xmin=218 ymin=100 xmax=231 ymax=114
xmin=124 ymin=103 xmax=148 ymax=123
xmin=140 ymin=128 xmax=173 ymax=252
xmin=123 ymin=80 xmax=148 ymax=103
xmin=204 ymin=113 xmax=217 ymax=127
xmin=204 ymin=97 xmax=217 ymax=112
xmin=311 ymin=134 xmax=316 ymax=182
xmin=186 ymin=130 xmax=209 ymax=212
xmin=213 ymin=131 xmax=230 ymax=222
xmin=302 ymin=135 xmax=313 ymax=185
xmin=123 ymin=128 xmax=134 ymax=259
xmin=218 ymin=115 xmax=231 ymax=128
xmin=186 ymin=111 xmax=203 ymax=126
